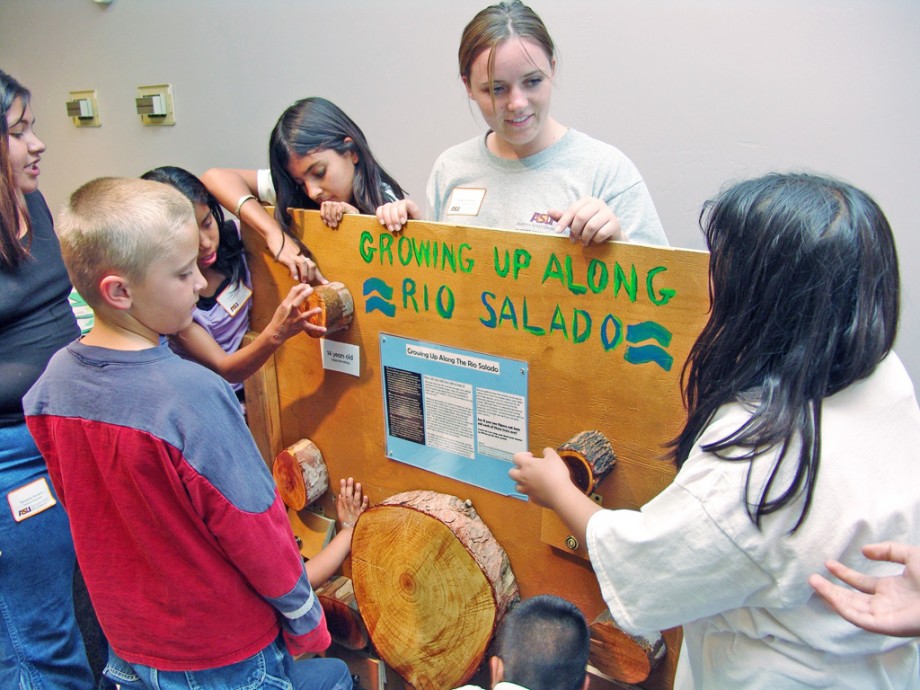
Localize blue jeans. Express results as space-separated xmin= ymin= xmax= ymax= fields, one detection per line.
xmin=0 ymin=423 xmax=95 ymax=689
xmin=103 ymin=637 xmax=352 ymax=690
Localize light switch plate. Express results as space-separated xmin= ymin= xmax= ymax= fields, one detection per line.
xmin=67 ymin=90 xmax=101 ymax=127
xmin=136 ymin=83 xmax=175 ymax=126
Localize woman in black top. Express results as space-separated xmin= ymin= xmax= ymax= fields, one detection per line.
xmin=0 ymin=68 xmax=94 ymax=689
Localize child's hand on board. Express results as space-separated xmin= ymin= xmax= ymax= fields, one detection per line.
xmin=375 ymin=199 xmax=422 ymax=234
xmin=336 ymin=477 xmax=370 ymax=531
xmin=320 ymin=201 xmax=360 ymax=229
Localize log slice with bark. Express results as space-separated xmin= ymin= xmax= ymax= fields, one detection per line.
xmin=315 ymin=575 xmax=370 ymax=650
xmin=271 ymin=438 xmax=329 ymax=510
xmin=589 ymin=608 xmax=666 ymax=684
xmin=557 ymin=429 xmax=616 ymax=494
xmin=303 ymin=281 xmax=354 ymax=336
xmin=351 ymin=490 xmax=519 ymax=690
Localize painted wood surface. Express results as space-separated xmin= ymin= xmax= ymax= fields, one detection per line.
xmin=243 ymin=211 xmax=711 ymax=690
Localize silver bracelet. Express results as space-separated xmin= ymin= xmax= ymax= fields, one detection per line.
xmin=341 ymin=520 xmax=355 ymax=529
xmin=234 ymin=193 xmax=257 ymax=217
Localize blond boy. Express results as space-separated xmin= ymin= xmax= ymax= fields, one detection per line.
xmin=24 ymin=178 xmax=350 ymax=689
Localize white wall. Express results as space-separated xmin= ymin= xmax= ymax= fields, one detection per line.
xmin=3 ymin=0 xmax=919 ymax=388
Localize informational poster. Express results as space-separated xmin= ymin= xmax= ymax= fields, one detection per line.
xmin=380 ymin=334 xmax=528 ymax=497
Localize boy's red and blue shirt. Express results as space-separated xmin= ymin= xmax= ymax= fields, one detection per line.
xmin=24 ymin=340 xmax=330 ymax=670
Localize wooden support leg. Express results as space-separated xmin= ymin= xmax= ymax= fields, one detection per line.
xmin=241 ymin=330 xmax=284 ymax=468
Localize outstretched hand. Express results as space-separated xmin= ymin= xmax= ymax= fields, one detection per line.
xmin=809 ymin=541 xmax=920 ymax=637
xmin=335 ymin=477 xmax=370 ymax=531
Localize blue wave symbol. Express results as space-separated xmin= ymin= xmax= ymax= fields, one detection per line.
xmin=363 ymin=278 xmax=393 ymax=300
xmin=624 ymin=345 xmax=673 ymax=371
xmin=625 ymin=321 xmax=672 ymax=370
xmin=363 ymin=277 xmax=396 ymax=317
xmin=626 ymin=321 xmax=672 ymax=347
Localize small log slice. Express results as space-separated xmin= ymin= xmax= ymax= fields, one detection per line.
xmin=302 ymin=281 xmax=354 ymax=336
xmin=557 ymin=430 xmax=616 ymax=494
xmin=271 ymin=438 xmax=329 ymax=510
xmin=351 ymin=490 xmax=519 ymax=690
xmin=315 ymin=575 xmax=369 ymax=650
xmin=588 ymin=608 xmax=666 ymax=684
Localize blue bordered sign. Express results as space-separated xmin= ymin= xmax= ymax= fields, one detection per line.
xmin=380 ymin=333 xmax=528 ymax=498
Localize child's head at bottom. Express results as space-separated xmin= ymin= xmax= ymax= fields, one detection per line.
xmin=491 ymin=594 xmax=590 ymax=690
xmin=57 ymin=177 xmax=204 ymax=335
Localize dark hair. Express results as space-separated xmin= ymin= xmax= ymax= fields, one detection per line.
xmin=0 ymin=68 xmax=30 ymax=125
xmin=494 ymin=595 xmax=589 ymax=690
xmin=459 ymin=1 xmax=556 ymax=87
xmin=0 ymin=69 xmax=31 ymax=268
xmin=268 ymin=97 xmax=405 ymax=231
xmin=670 ymin=172 xmax=900 ymax=531
xmin=140 ymin=165 xmax=246 ymax=286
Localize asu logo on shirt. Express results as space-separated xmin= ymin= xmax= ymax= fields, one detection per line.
xmin=516 ymin=211 xmax=560 ymax=235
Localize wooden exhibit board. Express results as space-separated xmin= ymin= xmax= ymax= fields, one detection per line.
xmin=243 ymin=211 xmax=710 ymax=690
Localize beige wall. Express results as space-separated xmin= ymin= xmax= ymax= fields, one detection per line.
xmin=2 ymin=0 xmax=918 ymax=389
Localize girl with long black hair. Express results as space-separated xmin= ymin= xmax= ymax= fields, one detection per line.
xmin=511 ymin=172 xmax=920 ymax=689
